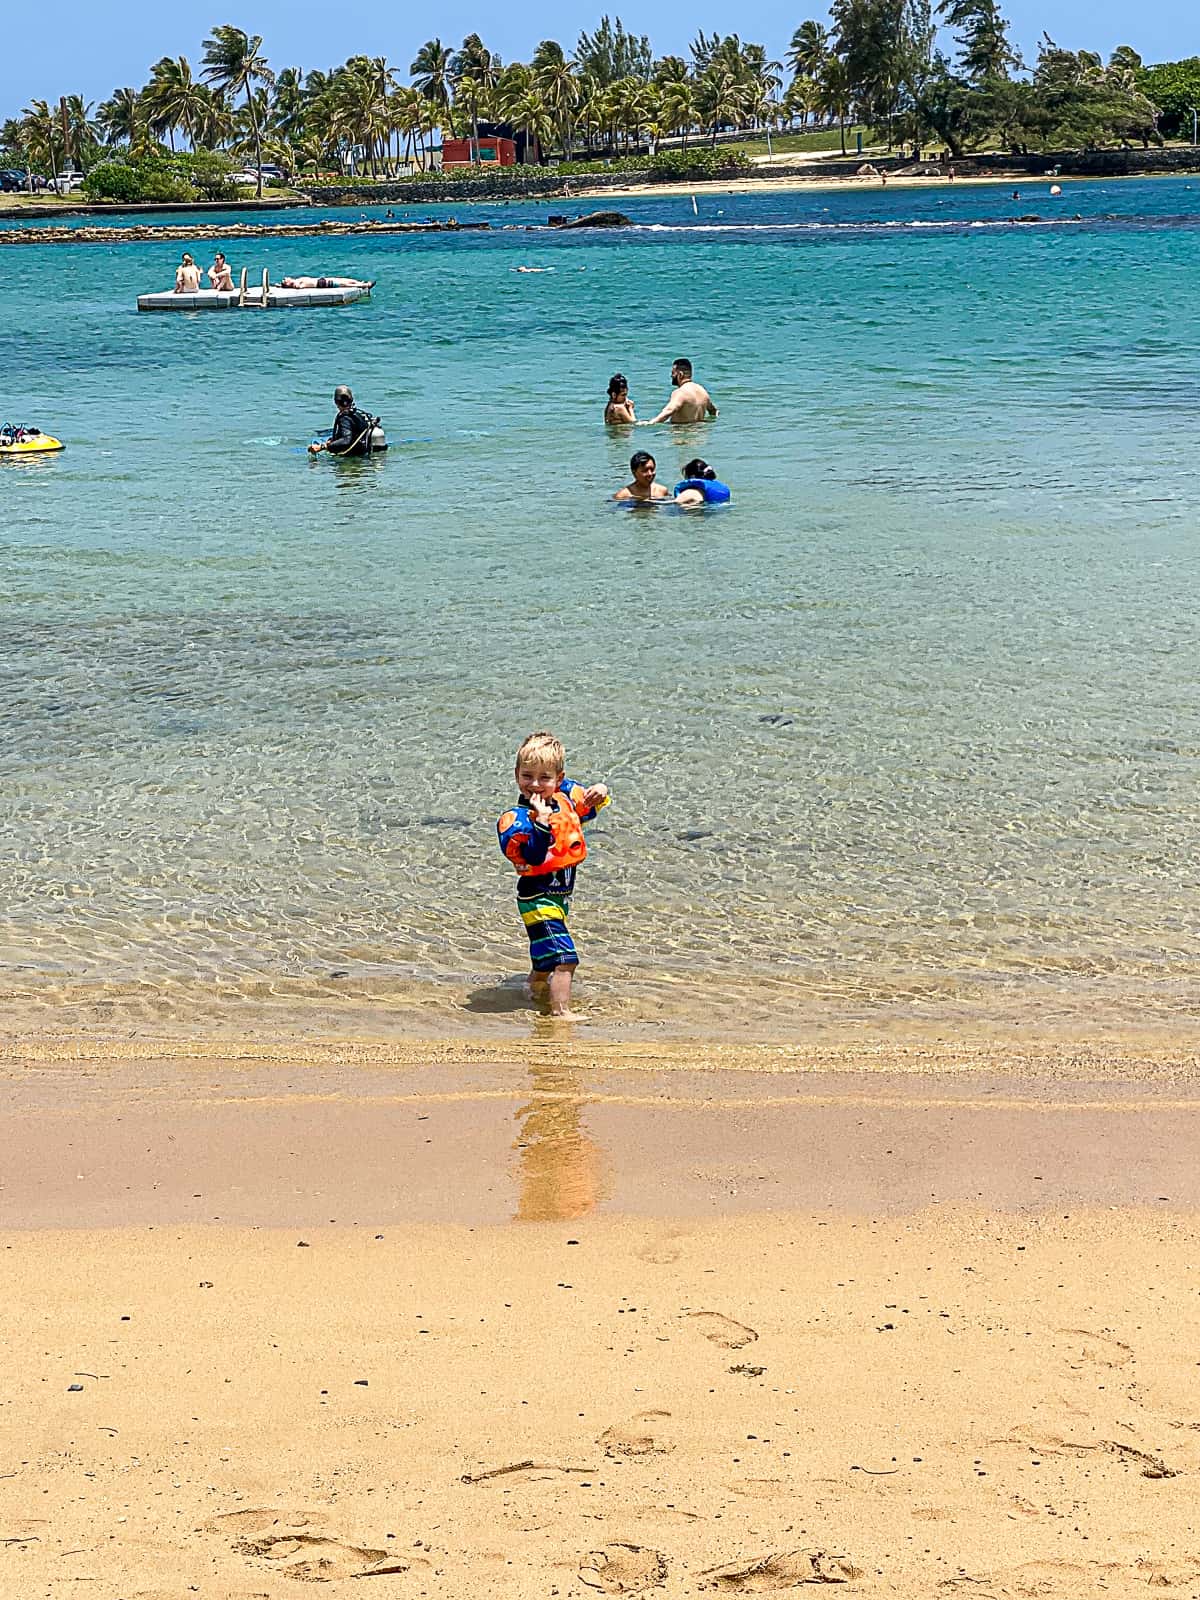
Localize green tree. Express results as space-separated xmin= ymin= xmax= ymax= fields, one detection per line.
xmin=574 ymin=16 xmax=653 ymax=87
xmin=533 ymin=40 xmax=581 ymax=157
xmin=201 ymin=26 xmax=274 ymax=194
xmin=410 ymin=38 xmax=456 ymax=135
xmin=451 ymin=34 xmax=503 ymax=155
xmin=787 ymin=21 xmax=832 ymax=80
xmin=1136 ymin=56 xmax=1200 ymax=139
xmin=145 ymin=57 xmax=208 ymax=151
xmin=937 ymin=0 xmax=1020 ymax=81
xmin=20 ymin=99 xmax=61 ymax=183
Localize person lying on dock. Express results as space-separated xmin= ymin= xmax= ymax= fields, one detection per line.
xmin=279 ymin=275 xmax=369 ymax=290
xmin=208 ymin=251 xmax=234 ymax=291
xmin=174 ymin=253 xmax=201 ymax=293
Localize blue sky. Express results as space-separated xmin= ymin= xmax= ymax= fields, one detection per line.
xmin=2 ymin=2 xmax=1195 ymax=121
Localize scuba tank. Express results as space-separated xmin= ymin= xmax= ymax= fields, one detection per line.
xmin=368 ymin=417 xmax=387 ymax=452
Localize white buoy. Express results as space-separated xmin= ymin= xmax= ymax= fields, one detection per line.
xmin=691 ymin=193 xmax=698 ymax=216
xmin=1050 ymin=184 xmax=1063 ymax=197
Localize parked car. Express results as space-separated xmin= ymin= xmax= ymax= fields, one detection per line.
xmin=50 ymin=171 xmax=86 ymax=194
xmin=0 ymin=169 xmax=45 ymax=192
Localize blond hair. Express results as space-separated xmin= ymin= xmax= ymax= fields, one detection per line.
xmin=515 ymin=730 xmax=565 ymax=773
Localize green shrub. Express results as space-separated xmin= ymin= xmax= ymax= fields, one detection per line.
xmin=82 ymin=161 xmax=142 ymax=202
xmin=178 ymin=150 xmax=239 ymax=200
xmin=80 ymin=156 xmax=196 ymax=203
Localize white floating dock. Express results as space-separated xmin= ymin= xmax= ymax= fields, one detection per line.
xmin=137 ymin=280 xmax=374 ymax=312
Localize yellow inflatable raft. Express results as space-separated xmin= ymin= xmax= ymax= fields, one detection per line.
xmin=0 ymin=426 xmax=65 ymax=457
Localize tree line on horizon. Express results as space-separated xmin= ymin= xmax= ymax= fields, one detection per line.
xmin=3 ymin=8 xmax=1198 ymax=198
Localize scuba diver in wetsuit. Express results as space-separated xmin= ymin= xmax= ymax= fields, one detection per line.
xmin=308 ymin=386 xmax=382 ymax=457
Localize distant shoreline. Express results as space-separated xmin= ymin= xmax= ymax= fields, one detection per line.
xmin=2 ymin=159 xmax=1194 ymax=225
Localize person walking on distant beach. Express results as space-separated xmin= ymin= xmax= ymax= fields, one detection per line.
xmin=641 ymin=357 xmax=718 ymax=425
xmin=497 ymin=731 xmax=610 ymax=1019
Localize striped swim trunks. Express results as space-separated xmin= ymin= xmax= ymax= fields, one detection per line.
xmin=518 ymin=893 xmax=578 ymax=971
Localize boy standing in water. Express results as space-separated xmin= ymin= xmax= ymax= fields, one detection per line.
xmin=497 ymin=732 xmax=609 ymax=1018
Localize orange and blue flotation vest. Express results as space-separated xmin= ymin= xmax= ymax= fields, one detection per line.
xmin=497 ymin=780 xmax=608 ymax=885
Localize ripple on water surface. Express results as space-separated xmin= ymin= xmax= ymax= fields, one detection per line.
xmin=2 ymin=178 xmax=1199 ymax=1039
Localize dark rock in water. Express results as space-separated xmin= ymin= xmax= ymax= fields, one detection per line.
xmin=1016 ymin=213 xmax=1042 ymax=222
xmin=547 ymin=214 xmax=568 ymax=226
xmin=678 ymin=829 xmax=715 ymax=842
xmin=420 ymin=815 xmax=471 ymax=828
xmin=553 ymin=211 xmax=632 ymax=229
xmin=758 ymin=713 xmax=795 ymax=726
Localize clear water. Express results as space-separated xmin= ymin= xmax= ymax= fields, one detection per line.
xmin=2 ymin=176 xmax=1199 ymax=1039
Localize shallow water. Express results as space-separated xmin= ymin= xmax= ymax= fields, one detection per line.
xmin=2 ymin=177 xmax=1199 ymax=1039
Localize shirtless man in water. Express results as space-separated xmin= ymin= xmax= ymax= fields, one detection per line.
xmin=641 ymin=357 xmax=718 ymax=425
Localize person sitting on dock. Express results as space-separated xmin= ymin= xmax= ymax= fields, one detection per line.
xmin=279 ymin=275 xmax=368 ymax=290
xmin=208 ymin=251 xmax=234 ymax=291
xmin=308 ymin=386 xmax=375 ymax=458
xmin=174 ymin=253 xmax=202 ymax=293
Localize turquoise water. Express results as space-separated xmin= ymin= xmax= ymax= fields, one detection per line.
xmin=2 ymin=177 xmax=1199 ymax=1038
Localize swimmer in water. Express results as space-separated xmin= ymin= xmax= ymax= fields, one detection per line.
xmin=614 ymin=450 xmax=670 ymax=502
xmin=604 ymin=373 xmax=636 ymax=426
xmin=674 ymin=457 xmax=722 ymax=507
xmin=516 ymin=265 xmax=555 ymax=273
xmin=641 ymin=357 xmax=718 ymax=426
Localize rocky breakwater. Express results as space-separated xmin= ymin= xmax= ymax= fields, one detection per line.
xmin=548 ymin=211 xmax=632 ymax=229
xmin=0 ymin=217 xmax=492 ymax=247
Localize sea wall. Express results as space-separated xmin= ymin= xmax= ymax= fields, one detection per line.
xmin=301 ymin=145 xmax=1200 ymax=203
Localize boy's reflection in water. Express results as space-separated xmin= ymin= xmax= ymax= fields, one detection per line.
xmin=513 ymin=1060 xmax=604 ymax=1222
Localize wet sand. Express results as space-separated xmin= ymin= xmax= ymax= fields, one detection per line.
xmin=4 ymin=1035 xmax=1199 ymax=1596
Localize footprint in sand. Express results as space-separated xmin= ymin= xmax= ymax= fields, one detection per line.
xmin=699 ymin=1550 xmax=862 ymax=1590
xmin=579 ymin=1542 xmax=668 ymax=1594
xmin=726 ymin=1478 xmax=787 ymax=1499
xmin=202 ymin=1508 xmax=329 ymax=1536
xmin=235 ymin=1532 xmax=408 ymax=1582
xmin=636 ymin=1229 xmax=688 ymax=1266
xmin=1055 ymin=1328 xmax=1134 ymax=1368
xmin=684 ymin=1311 xmax=758 ymax=1350
xmin=601 ymin=1409 xmax=675 ymax=1458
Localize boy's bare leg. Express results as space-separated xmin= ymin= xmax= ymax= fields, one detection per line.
xmin=546 ymin=964 xmax=579 ymax=1017
xmin=524 ymin=969 xmax=548 ymax=1003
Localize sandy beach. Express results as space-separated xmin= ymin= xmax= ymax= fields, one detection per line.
xmin=4 ymin=1032 xmax=1200 ymax=1597
xmin=568 ymin=170 xmax=1075 ymax=202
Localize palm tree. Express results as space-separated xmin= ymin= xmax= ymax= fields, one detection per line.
xmin=98 ymin=86 xmax=152 ymax=153
xmin=190 ymin=85 xmax=231 ymax=152
xmin=660 ymin=79 xmax=696 ymax=147
xmin=146 ymin=56 xmax=205 ymax=151
xmin=694 ymin=64 xmax=751 ymax=146
xmin=533 ymin=40 xmax=579 ymax=159
xmin=787 ymin=21 xmax=831 ymax=81
xmin=410 ymin=38 xmax=455 ymax=137
xmin=271 ymin=66 xmax=307 ymax=143
xmin=201 ymin=25 xmax=274 ymax=194
xmin=62 ymin=95 xmax=99 ymax=170
xmin=451 ymin=34 xmax=502 ymax=157
xmin=814 ymin=55 xmax=852 ymax=154
xmin=20 ymin=99 xmax=60 ymax=185
xmin=508 ymin=89 xmax=552 ymax=164
xmin=782 ymin=74 xmax=817 ymax=129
